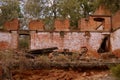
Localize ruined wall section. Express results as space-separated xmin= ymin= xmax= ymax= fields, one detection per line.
xmin=112 ymin=10 xmax=120 ymax=30
xmin=30 ymin=32 xmax=104 ymax=52
xmin=29 ymin=18 xmax=105 ymax=52
xmin=111 ymin=29 xmax=120 ymax=51
xmin=0 ymin=19 xmax=19 ymax=50
xmin=0 ymin=32 xmax=11 ymax=49
xmin=79 ymin=16 xmax=111 ymax=32
xmin=11 ymin=31 xmax=18 ymax=49
xmin=0 ymin=32 xmax=18 ymax=50
xmin=4 ymin=19 xmax=19 ymax=31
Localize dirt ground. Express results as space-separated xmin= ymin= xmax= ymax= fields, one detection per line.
xmin=0 ymin=50 xmax=118 ymax=80
xmin=12 ymin=69 xmax=115 ymax=80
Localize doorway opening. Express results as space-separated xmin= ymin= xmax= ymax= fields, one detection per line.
xmin=97 ymin=35 xmax=110 ymax=53
xmin=18 ymin=34 xmax=30 ymax=50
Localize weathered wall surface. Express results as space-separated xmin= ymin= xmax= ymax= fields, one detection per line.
xmin=112 ymin=10 xmax=120 ymax=30
xmin=4 ymin=19 xmax=19 ymax=31
xmin=29 ymin=20 xmax=44 ymax=31
xmin=11 ymin=31 xmax=18 ymax=49
xmin=30 ymin=31 xmax=104 ymax=52
xmin=79 ymin=16 xmax=111 ymax=31
xmin=111 ymin=29 xmax=120 ymax=51
xmin=94 ymin=5 xmax=111 ymax=15
xmin=0 ymin=31 xmax=18 ymax=50
xmin=0 ymin=18 xmax=19 ymax=50
xmin=55 ymin=19 xmax=70 ymax=31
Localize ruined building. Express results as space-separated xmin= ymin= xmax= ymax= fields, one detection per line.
xmin=0 ymin=6 xmax=120 ymax=58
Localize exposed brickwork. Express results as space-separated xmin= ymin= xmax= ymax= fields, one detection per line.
xmin=4 ymin=19 xmax=19 ymax=31
xmin=0 ymin=32 xmax=11 ymax=49
xmin=104 ymin=17 xmax=111 ymax=31
xmin=0 ymin=32 xmax=18 ymax=50
xmin=54 ymin=19 xmax=70 ymax=31
xmin=79 ymin=5 xmax=111 ymax=31
xmin=29 ymin=20 xmax=44 ymax=31
xmin=111 ymin=28 xmax=120 ymax=57
xmin=30 ymin=32 xmax=104 ymax=54
xmin=1 ymin=5 xmax=120 ymax=58
xmin=79 ymin=16 xmax=111 ymax=31
xmin=11 ymin=31 xmax=18 ymax=49
xmin=112 ymin=49 xmax=120 ymax=58
xmin=111 ymin=29 xmax=120 ymax=51
xmin=0 ymin=41 xmax=9 ymax=50
xmin=94 ymin=5 xmax=111 ymax=15
xmin=112 ymin=10 xmax=120 ymax=30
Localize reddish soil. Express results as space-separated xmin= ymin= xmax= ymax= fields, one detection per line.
xmin=12 ymin=69 xmax=111 ymax=80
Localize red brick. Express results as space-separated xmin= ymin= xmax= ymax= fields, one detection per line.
xmin=30 ymin=32 xmax=103 ymax=55
xmin=79 ymin=16 xmax=111 ymax=31
xmin=0 ymin=41 xmax=9 ymax=50
xmin=29 ymin=20 xmax=44 ymax=31
xmin=112 ymin=10 xmax=120 ymax=30
xmin=112 ymin=49 xmax=120 ymax=58
xmin=0 ymin=32 xmax=18 ymax=50
xmin=4 ymin=19 xmax=19 ymax=31
xmin=54 ymin=19 xmax=70 ymax=31
xmin=94 ymin=5 xmax=111 ymax=15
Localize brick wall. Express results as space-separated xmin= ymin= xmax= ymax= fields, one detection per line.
xmin=79 ymin=16 xmax=111 ymax=31
xmin=4 ymin=19 xmax=19 ymax=31
xmin=0 ymin=32 xmax=11 ymax=49
xmin=29 ymin=20 xmax=44 ymax=31
xmin=112 ymin=10 xmax=120 ymax=30
xmin=0 ymin=31 xmax=18 ymax=50
xmin=29 ymin=19 xmax=70 ymax=31
xmin=111 ymin=29 xmax=120 ymax=57
xmin=111 ymin=29 xmax=120 ymax=51
xmin=54 ymin=19 xmax=70 ymax=31
xmin=30 ymin=31 xmax=104 ymax=52
xmin=94 ymin=5 xmax=111 ymax=15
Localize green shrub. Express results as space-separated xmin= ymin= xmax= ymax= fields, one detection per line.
xmin=111 ymin=64 xmax=120 ymax=79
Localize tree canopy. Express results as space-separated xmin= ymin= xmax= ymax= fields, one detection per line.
xmin=0 ymin=0 xmax=21 ymax=26
xmin=0 ymin=0 xmax=120 ymax=29
xmin=98 ymin=0 xmax=120 ymax=13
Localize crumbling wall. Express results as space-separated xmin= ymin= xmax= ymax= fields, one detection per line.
xmin=55 ymin=19 xmax=69 ymax=31
xmin=112 ymin=10 xmax=120 ymax=30
xmin=0 ymin=31 xmax=18 ymax=50
xmin=30 ymin=31 xmax=104 ymax=52
xmin=111 ymin=29 xmax=120 ymax=51
xmin=111 ymin=29 xmax=120 ymax=57
xmin=0 ymin=32 xmax=11 ymax=49
xmin=11 ymin=31 xmax=18 ymax=49
xmin=4 ymin=19 xmax=19 ymax=31
xmin=79 ymin=16 xmax=111 ymax=31
xmin=29 ymin=20 xmax=44 ymax=31
xmin=0 ymin=18 xmax=19 ymax=50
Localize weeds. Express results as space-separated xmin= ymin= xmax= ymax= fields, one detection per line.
xmin=110 ymin=64 xmax=120 ymax=80
xmin=0 ymin=49 xmax=15 ymax=80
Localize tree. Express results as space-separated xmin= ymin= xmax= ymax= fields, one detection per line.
xmin=97 ymin=0 xmax=120 ymax=13
xmin=56 ymin=0 xmax=81 ymax=29
xmin=25 ymin=0 xmax=120 ymax=30
xmin=80 ymin=0 xmax=97 ymax=17
xmin=57 ymin=0 xmax=97 ymax=29
xmin=24 ymin=0 xmax=48 ymax=19
xmin=0 ymin=0 xmax=21 ymax=26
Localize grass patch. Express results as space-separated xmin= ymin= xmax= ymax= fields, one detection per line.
xmin=110 ymin=64 xmax=120 ymax=80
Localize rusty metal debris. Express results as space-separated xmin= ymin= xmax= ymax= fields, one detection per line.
xmin=27 ymin=47 xmax=58 ymax=55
